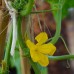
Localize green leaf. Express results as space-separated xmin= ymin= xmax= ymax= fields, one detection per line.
xmin=62 ymin=0 xmax=74 ymax=18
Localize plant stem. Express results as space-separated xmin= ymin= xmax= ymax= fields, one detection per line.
xmin=17 ymin=15 xmax=41 ymax=74
xmin=31 ymin=9 xmax=58 ymax=14
xmin=20 ymin=0 xmax=34 ymax=16
xmin=50 ymin=1 xmax=62 ymax=44
xmin=29 ymin=58 xmax=41 ymax=74
xmin=2 ymin=26 xmax=12 ymax=74
xmin=17 ymin=15 xmax=29 ymax=56
xmin=4 ymin=28 xmax=12 ymax=63
xmin=48 ymin=55 xmax=74 ymax=61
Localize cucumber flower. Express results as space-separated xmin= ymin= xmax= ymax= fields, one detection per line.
xmin=26 ymin=32 xmax=56 ymax=67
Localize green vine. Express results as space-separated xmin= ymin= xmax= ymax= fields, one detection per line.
xmin=1 ymin=27 xmax=12 ymax=74
xmin=17 ymin=15 xmax=29 ymax=56
xmin=50 ymin=0 xmax=62 ymax=44
xmin=48 ymin=55 xmax=74 ymax=61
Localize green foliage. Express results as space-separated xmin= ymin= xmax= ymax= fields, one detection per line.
xmin=20 ymin=0 xmax=34 ymax=16
xmin=3 ymin=0 xmax=74 ymax=74
xmin=11 ymin=0 xmax=34 ymax=16
xmin=12 ymin=0 xmax=28 ymax=10
xmin=46 ymin=0 xmax=59 ymax=3
xmin=62 ymin=0 xmax=74 ymax=18
xmin=46 ymin=0 xmax=74 ymax=18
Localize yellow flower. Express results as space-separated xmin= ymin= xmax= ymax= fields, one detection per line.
xmin=26 ymin=32 xmax=56 ymax=67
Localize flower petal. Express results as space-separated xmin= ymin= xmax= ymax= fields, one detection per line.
xmin=26 ymin=40 xmax=35 ymax=50
xmin=37 ymin=52 xmax=49 ymax=67
xmin=30 ymin=50 xmax=40 ymax=62
xmin=30 ymin=49 xmax=49 ymax=66
xmin=38 ymin=43 xmax=56 ymax=55
xmin=35 ymin=32 xmax=48 ymax=45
